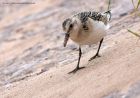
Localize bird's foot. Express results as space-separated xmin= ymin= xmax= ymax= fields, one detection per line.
xmin=89 ymin=54 xmax=101 ymax=61
xmin=68 ymin=67 xmax=85 ymax=74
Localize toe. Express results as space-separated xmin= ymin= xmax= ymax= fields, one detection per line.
xmin=89 ymin=55 xmax=101 ymax=61
xmin=68 ymin=67 xmax=85 ymax=74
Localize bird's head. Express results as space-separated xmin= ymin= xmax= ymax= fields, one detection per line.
xmin=62 ymin=18 xmax=77 ymax=47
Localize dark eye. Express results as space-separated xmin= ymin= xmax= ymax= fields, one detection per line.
xmin=69 ymin=24 xmax=73 ymax=28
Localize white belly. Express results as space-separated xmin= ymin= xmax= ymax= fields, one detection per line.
xmin=70 ymin=19 xmax=109 ymax=45
xmin=83 ymin=31 xmax=106 ymax=45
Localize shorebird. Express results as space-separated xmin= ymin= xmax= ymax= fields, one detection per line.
xmin=62 ymin=11 xmax=111 ymax=73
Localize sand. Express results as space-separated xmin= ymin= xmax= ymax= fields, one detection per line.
xmin=0 ymin=0 xmax=140 ymax=98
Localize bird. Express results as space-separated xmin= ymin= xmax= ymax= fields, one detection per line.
xmin=62 ymin=11 xmax=111 ymax=74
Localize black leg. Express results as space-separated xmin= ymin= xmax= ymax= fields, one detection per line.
xmin=89 ymin=38 xmax=104 ymax=61
xmin=68 ymin=47 xmax=85 ymax=74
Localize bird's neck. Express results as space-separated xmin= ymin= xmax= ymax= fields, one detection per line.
xmin=70 ymin=27 xmax=80 ymax=40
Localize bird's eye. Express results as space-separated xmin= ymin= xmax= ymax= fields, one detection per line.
xmin=69 ymin=24 xmax=73 ymax=28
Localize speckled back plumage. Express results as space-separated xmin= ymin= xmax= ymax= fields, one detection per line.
xmin=74 ymin=11 xmax=111 ymax=25
xmin=62 ymin=11 xmax=111 ymax=32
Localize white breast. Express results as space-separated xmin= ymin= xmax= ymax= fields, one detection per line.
xmin=70 ymin=18 xmax=109 ymax=45
xmin=84 ymin=21 xmax=108 ymax=45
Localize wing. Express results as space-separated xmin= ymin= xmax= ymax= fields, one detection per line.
xmin=75 ymin=11 xmax=111 ymax=25
xmin=74 ymin=11 xmax=104 ymax=31
xmin=75 ymin=11 xmax=102 ymax=22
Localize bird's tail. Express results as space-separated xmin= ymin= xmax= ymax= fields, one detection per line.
xmin=104 ymin=10 xmax=111 ymax=21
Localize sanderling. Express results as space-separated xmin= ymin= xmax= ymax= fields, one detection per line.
xmin=62 ymin=11 xmax=111 ymax=73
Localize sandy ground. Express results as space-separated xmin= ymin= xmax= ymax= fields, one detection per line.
xmin=0 ymin=0 xmax=140 ymax=98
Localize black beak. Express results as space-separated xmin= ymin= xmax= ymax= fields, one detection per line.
xmin=63 ymin=33 xmax=70 ymax=47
